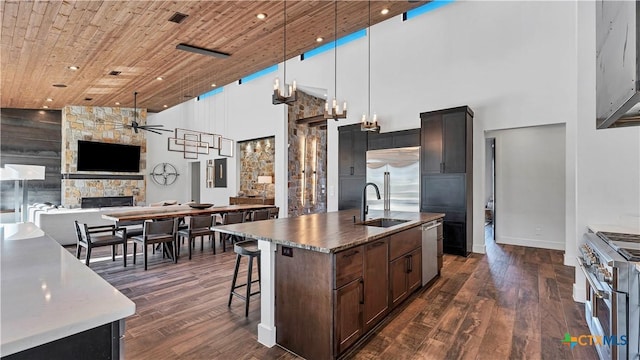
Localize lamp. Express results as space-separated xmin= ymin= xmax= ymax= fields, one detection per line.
xmin=257 ymin=176 xmax=272 ymax=198
xmin=272 ymin=0 xmax=297 ymax=105
xmin=3 ymin=164 xmax=46 ymax=222
xmin=324 ymin=1 xmax=348 ymax=121
xmin=361 ymin=0 xmax=380 ymax=133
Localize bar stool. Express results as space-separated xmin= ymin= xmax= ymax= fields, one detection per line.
xmin=228 ymin=240 xmax=261 ymax=317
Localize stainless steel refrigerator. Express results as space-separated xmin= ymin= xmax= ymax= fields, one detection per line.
xmin=366 ymin=146 xmax=420 ymax=212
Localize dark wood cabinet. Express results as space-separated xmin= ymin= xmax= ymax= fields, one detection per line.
xmin=389 ymin=248 xmax=421 ymax=309
xmin=229 ymin=197 xmax=274 ymax=205
xmin=334 ymin=278 xmax=363 ymax=355
xmin=363 ymin=238 xmax=389 ymax=332
xmin=420 ymin=106 xmax=473 ymax=256
xmin=338 ymin=124 xmax=367 ymax=210
xmin=367 ymin=128 xmax=420 ymax=150
xmin=4 ymin=321 xmax=123 ymax=360
xmin=420 ymin=110 xmax=467 ymax=174
xmin=388 ymin=225 xmax=422 ymax=309
xmin=275 ymin=226 xmax=426 ymax=360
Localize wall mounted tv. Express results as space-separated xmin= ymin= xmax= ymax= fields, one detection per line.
xmin=77 ymin=140 xmax=141 ymax=173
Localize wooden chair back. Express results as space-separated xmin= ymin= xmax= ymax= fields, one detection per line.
xmin=268 ymin=207 xmax=280 ymax=219
xmin=250 ymin=209 xmax=270 ymax=222
xmin=142 ymin=218 xmax=177 ymax=241
xmin=223 ymin=211 xmax=245 ymax=225
xmin=190 ymin=214 xmax=214 ymax=230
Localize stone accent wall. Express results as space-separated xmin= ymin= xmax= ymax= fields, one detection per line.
xmin=238 ymin=137 xmax=275 ymax=197
xmin=61 ymin=105 xmax=146 ymax=208
xmin=288 ymin=91 xmax=327 ymax=217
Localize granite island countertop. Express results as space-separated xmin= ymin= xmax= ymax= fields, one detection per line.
xmin=213 ymin=209 xmax=444 ymax=253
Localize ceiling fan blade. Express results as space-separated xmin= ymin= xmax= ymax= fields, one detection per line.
xmin=139 ymin=125 xmax=172 ymax=132
xmin=144 ymin=128 xmax=163 ymax=135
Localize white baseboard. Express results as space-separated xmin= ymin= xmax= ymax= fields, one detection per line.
xmin=564 ymin=253 xmax=577 ymax=267
xmin=258 ymin=323 xmax=276 ymax=347
xmin=495 ymin=235 xmax=565 ymax=250
xmin=573 ymin=282 xmax=586 ymax=303
xmin=472 ymin=243 xmax=486 ymax=254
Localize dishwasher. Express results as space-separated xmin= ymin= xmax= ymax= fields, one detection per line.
xmin=422 ymin=220 xmax=440 ymax=286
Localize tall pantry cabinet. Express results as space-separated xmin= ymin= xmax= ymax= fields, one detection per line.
xmin=419 ymin=106 xmax=474 ymax=256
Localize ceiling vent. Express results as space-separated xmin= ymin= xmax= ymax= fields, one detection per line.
xmin=84 ymin=97 xmax=93 ymax=101
xmin=168 ymin=12 xmax=189 ymax=24
xmin=108 ymin=70 xmax=121 ymax=76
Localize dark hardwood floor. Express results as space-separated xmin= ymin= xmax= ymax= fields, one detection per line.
xmin=79 ymin=225 xmax=598 ymax=359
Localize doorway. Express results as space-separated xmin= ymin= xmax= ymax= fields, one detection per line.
xmin=485 ymin=138 xmax=495 ymax=243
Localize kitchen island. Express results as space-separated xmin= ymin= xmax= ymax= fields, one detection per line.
xmin=1 ymin=223 xmax=135 ymax=359
xmin=213 ymin=209 xmax=444 ymax=359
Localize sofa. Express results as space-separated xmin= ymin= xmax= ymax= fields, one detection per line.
xmin=33 ymin=202 xmax=182 ymax=246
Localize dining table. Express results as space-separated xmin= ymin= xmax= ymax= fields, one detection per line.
xmin=101 ymin=204 xmax=276 ymax=262
xmin=101 ymin=204 xmax=276 ymax=222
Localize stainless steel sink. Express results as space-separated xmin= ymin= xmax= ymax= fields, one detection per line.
xmin=360 ymin=218 xmax=410 ymax=228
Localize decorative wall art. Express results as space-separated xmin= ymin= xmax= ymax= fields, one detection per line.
xmin=214 ymin=158 xmax=227 ymax=188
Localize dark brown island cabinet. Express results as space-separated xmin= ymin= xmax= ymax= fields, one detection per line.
xmin=275 ymin=224 xmax=430 ymax=359
xmin=420 ymin=106 xmax=474 ymax=256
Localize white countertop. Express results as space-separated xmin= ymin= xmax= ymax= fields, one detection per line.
xmin=0 ymin=223 xmax=135 ymax=356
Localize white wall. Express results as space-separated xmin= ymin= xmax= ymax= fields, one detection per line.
xmin=147 ymin=1 xmax=640 ymax=293
xmin=571 ymin=1 xmax=640 ymax=302
xmin=487 ymin=124 xmax=566 ymax=250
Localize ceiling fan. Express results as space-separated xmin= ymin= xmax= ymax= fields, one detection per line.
xmin=127 ymin=91 xmax=172 ymax=135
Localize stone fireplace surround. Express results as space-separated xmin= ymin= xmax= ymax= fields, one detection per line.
xmin=61 ymin=105 xmax=147 ymax=208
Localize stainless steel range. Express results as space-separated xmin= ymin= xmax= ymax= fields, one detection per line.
xmin=578 ymin=231 xmax=640 ymax=360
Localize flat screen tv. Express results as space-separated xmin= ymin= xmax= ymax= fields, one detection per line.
xmin=77 ymin=140 xmax=141 ymax=173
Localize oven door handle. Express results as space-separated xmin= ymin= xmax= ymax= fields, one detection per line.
xmin=576 ymin=256 xmax=608 ymax=299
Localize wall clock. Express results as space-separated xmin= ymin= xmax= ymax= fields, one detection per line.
xmin=150 ymin=163 xmax=179 ymax=186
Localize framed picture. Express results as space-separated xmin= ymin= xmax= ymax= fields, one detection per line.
xmin=219 ymin=137 xmax=234 ymax=157
xmin=214 ymin=158 xmax=227 ymax=187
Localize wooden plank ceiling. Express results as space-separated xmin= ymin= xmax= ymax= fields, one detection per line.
xmin=1 ymin=1 xmax=426 ymax=113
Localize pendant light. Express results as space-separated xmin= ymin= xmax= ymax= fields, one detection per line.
xmin=324 ymin=0 xmax=347 ymax=121
xmin=361 ymin=0 xmax=380 ymax=132
xmin=272 ymin=0 xmax=297 ymax=105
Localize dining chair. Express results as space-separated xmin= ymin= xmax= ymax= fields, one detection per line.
xmin=267 ymin=207 xmax=280 ymax=219
xmin=176 ymin=214 xmax=215 ymax=259
xmin=250 ymin=209 xmax=270 ymax=222
xmin=74 ymin=221 xmax=127 ymax=267
xmin=220 ymin=211 xmax=245 ymax=252
xmin=131 ymin=218 xmax=178 ymax=270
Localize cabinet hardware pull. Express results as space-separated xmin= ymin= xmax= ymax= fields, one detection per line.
xmin=359 ymin=279 xmax=365 ymax=304
xmin=350 ymin=166 xmax=354 ymax=176
xmin=370 ymin=241 xmax=385 ymax=248
xmin=343 ymin=250 xmax=359 ymax=258
xmin=405 ymin=255 xmax=411 ymax=273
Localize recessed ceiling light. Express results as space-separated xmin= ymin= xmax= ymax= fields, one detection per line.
xmin=42 ymin=105 xmax=49 ymax=109
xmin=46 ymin=98 xmax=53 ymax=102
xmin=115 ymin=102 xmax=120 ymax=105
xmin=163 ymin=105 xmax=168 ymax=108
xmin=68 ymin=66 xmax=79 ymax=71
xmin=316 ymin=37 xmax=324 ymax=43
xmin=156 ymin=76 xmax=164 ymax=80
xmin=256 ymin=13 xmax=267 ymax=20
xmin=211 ymin=83 xmax=217 ymax=87
xmin=381 ymin=8 xmax=390 ymax=15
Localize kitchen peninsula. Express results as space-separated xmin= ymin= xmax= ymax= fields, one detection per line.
xmin=1 ymin=223 xmax=135 ymax=359
xmin=213 ymin=209 xmax=444 ymax=359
